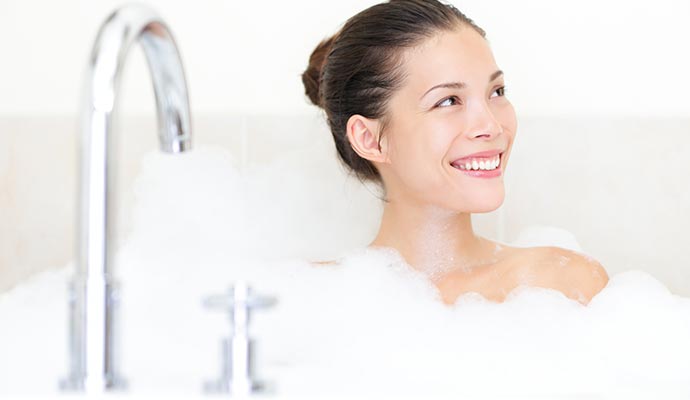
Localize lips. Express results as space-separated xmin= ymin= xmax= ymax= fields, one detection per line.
xmin=449 ymin=149 xmax=505 ymax=178
xmin=451 ymin=150 xmax=503 ymax=169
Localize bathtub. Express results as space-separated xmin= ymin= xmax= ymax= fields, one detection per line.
xmin=1 ymin=114 xmax=690 ymax=398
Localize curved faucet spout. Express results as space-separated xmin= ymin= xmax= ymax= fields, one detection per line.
xmin=62 ymin=4 xmax=192 ymax=392
xmin=88 ymin=6 xmax=192 ymax=152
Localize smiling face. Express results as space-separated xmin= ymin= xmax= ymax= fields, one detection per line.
xmin=376 ymin=26 xmax=517 ymax=213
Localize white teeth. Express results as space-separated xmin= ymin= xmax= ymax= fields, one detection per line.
xmin=454 ymin=154 xmax=502 ymax=171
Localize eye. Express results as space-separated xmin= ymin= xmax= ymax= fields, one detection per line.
xmin=435 ymin=96 xmax=461 ymax=108
xmin=491 ymin=86 xmax=506 ymax=98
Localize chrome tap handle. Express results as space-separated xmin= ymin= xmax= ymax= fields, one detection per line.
xmin=204 ymin=282 xmax=276 ymax=331
xmin=203 ymin=281 xmax=276 ymax=396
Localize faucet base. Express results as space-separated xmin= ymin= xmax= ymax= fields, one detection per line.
xmin=59 ymin=376 xmax=84 ymax=392
xmin=59 ymin=375 xmax=127 ymax=392
xmin=203 ymin=379 xmax=273 ymax=396
xmin=105 ymin=375 xmax=128 ymax=391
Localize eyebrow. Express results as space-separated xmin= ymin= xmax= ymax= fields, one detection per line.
xmin=421 ymin=70 xmax=504 ymax=99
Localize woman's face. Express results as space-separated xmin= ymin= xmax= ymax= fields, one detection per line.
xmin=379 ymin=26 xmax=517 ymax=213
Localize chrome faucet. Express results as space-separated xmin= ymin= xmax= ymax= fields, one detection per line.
xmin=61 ymin=5 xmax=192 ymax=392
xmin=204 ymin=281 xmax=277 ymax=395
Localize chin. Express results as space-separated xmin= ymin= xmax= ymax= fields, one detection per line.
xmin=443 ymin=191 xmax=505 ymax=213
xmin=481 ymin=189 xmax=506 ymax=211
xmin=470 ymin=198 xmax=504 ymax=213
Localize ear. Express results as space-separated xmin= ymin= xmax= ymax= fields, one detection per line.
xmin=346 ymin=114 xmax=390 ymax=164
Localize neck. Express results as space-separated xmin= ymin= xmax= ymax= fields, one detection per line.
xmin=370 ymin=198 xmax=488 ymax=281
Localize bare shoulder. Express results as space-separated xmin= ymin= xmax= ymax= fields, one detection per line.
xmin=512 ymin=246 xmax=609 ymax=304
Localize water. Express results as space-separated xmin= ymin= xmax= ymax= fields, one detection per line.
xmin=1 ymin=146 xmax=689 ymax=397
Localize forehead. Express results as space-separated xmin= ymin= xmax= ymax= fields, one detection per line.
xmin=401 ymin=27 xmax=498 ymax=92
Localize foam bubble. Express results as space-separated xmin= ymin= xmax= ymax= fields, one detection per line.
xmin=2 ymin=145 xmax=689 ymax=397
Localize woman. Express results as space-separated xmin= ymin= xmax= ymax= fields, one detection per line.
xmin=302 ymin=0 xmax=608 ymax=305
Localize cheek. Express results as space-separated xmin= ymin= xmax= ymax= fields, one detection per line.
xmin=388 ymin=119 xmax=454 ymax=174
xmin=388 ymin=136 xmax=431 ymax=186
xmin=429 ymin=116 xmax=462 ymax=150
xmin=497 ymin=103 xmax=517 ymax=168
xmin=497 ymin=101 xmax=517 ymax=139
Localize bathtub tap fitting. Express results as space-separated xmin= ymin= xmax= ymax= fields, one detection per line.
xmin=204 ymin=281 xmax=277 ymax=395
xmin=60 ymin=4 xmax=192 ymax=392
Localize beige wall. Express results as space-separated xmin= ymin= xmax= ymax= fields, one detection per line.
xmin=1 ymin=114 xmax=688 ymax=296
xmin=0 ymin=0 xmax=688 ymax=118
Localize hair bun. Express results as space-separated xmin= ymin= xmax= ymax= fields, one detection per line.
xmin=302 ymin=35 xmax=337 ymax=107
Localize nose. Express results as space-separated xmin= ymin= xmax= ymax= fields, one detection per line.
xmin=467 ymin=100 xmax=503 ymax=140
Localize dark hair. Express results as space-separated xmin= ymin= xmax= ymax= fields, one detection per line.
xmin=302 ymin=0 xmax=485 ymax=183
